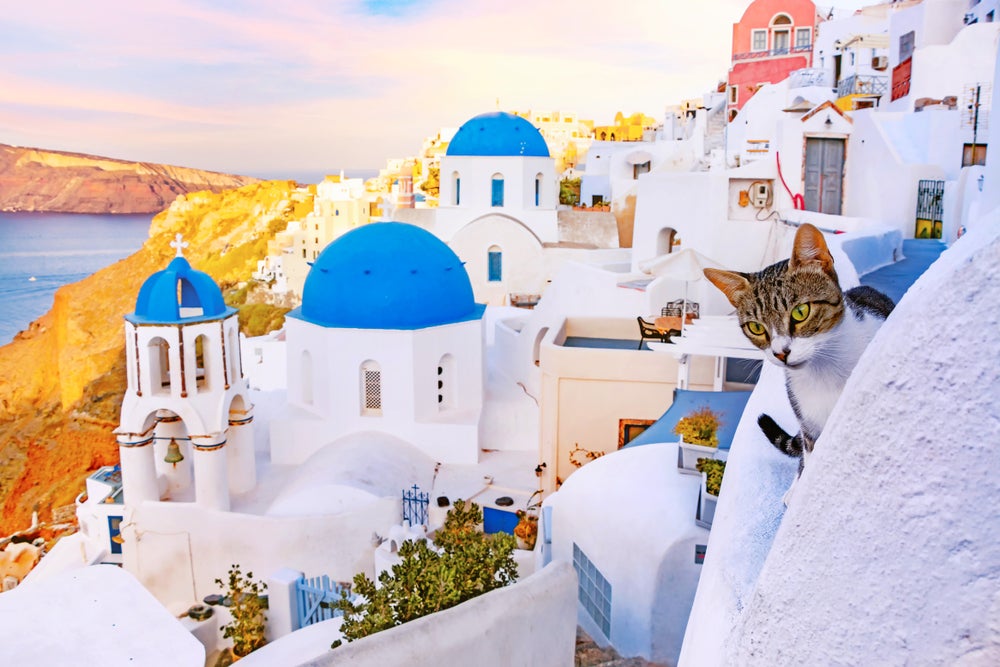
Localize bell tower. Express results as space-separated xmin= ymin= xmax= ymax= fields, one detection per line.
xmin=116 ymin=235 xmax=255 ymax=512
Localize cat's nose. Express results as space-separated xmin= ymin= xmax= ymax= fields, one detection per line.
xmin=773 ymin=348 xmax=790 ymax=363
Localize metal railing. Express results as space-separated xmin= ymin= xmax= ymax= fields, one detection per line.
xmin=837 ymin=74 xmax=889 ymax=98
xmin=788 ymin=68 xmax=832 ymax=89
xmin=733 ymin=43 xmax=811 ymax=61
xmin=402 ymin=484 xmax=429 ymax=527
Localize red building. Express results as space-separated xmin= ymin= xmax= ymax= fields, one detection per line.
xmin=727 ymin=0 xmax=818 ymax=120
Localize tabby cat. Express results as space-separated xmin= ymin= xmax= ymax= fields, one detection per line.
xmin=703 ymin=223 xmax=894 ymax=494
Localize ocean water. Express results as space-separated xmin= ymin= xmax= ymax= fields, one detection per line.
xmin=0 ymin=213 xmax=152 ymax=346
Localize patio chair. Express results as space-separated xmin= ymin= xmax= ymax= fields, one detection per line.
xmin=637 ymin=316 xmax=672 ymax=349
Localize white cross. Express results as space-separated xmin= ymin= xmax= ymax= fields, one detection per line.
xmin=170 ymin=233 xmax=189 ymax=258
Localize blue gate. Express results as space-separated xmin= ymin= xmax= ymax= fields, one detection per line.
xmin=296 ymin=575 xmax=351 ymax=629
xmin=402 ymin=484 xmax=429 ymax=527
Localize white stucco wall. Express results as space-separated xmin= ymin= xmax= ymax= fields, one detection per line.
xmin=687 ymin=221 xmax=1000 ymax=664
xmin=450 ymin=213 xmax=546 ymax=306
xmin=277 ymin=316 xmax=484 ymax=465
xmin=548 ymin=443 xmax=709 ymax=665
xmin=241 ymin=562 xmax=578 ymax=667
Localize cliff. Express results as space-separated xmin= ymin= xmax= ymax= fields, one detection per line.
xmin=0 ymin=144 xmax=262 ymax=214
xmin=0 ymin=181 xmax=313 ymax=535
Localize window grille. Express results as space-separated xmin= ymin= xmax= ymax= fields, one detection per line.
xmin=362 ymin=364 xmax=382 ymax=415
xmin=573 ymin=543 xmax=612 ymax=639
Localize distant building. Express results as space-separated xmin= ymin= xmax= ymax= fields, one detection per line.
xmin=592 ymin=111 xmax=659 ymax=142
xmin=727 ymin=0 xmax=818 ymax=120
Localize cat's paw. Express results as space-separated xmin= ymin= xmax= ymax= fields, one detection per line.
xmin=782 ymin=476 xmax=798 ymax=507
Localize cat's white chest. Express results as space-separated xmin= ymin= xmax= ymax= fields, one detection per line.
xmin=788 ymin=372 xmax=843 ymax=435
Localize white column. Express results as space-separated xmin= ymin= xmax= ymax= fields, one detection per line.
xmin=191 ymin=435 xmax=230 ymax=511
xmin=117 ymin=433 xmax=159 ymax=505
xmin=226 ymin=409 xmax=256 ymax=495
xmin=266 ymin=567 xmax=304 ymax=641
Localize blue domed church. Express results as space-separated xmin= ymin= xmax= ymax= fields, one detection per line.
xmin=270 ymin=222 xmax=487 ymax=465
xmin=433 ymin=111 xmax=558 ymax=307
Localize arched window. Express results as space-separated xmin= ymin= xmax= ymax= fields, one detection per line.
xmin=656 ymin=227 xmax=677 ymax=256
xmin=148 ymin=337 xmax=171 ymax=395
xmin=491 ymin=174 xmax=504 ymax=207
xmin=535 ymin=173 xmax=543 ymax=206
xmin=488 ymin=245 xmax=502 ymax=282
xmin=301 ymin=350 xmax=313 ymax=405
xmin=194 ymin=334 xmax=210 ymax=390
xmin=452 ymin=171 xmax=461 ymax=205
xmin=771 ymin=14 xmax=792 ymax=54
xmin=437 ymin=354 xmax=455 ymax=410
xmin=361 ymin=360 xmax=383 ymax=416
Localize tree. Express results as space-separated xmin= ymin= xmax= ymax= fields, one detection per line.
xmin=333 ymin=500 xmax=517 ymax=646
xmin=559 ymin=177 xmax=581 ymax=206
xmin=420 ymin=164 xmax=440 ymax=197
xmin=215 ymin=564 xmax=268 ymax=657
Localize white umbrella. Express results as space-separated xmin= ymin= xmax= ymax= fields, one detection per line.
xmin=638 ymin=248 xmax=724 ymax=334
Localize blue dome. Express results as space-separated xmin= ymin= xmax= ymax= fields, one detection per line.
xmin=446 ymin=112 xmax=550 ymax=157
xmin=128 ymin=256 xmax=234 ymax=324
xmin=292 ymin=222 xmax=485 ymax=330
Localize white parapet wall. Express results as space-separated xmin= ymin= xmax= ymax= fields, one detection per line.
xmin=240 ymin=561 xmax=578 ymax=667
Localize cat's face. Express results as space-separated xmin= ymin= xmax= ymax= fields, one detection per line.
xmin=704 ymin=224 xmax=844 ymax=370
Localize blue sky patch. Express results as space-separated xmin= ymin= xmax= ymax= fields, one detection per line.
xmin=361 ymin=0 xmax=423 ymax=18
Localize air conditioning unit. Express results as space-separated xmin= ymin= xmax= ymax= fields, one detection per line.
xmin=872 ymin=55 xmax=888 ymax=71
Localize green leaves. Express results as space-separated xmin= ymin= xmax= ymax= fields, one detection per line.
xmin=215 ymin=564 xmax=268 ymax=658
xmin=334 ymin=500 xmax=517 ymax=644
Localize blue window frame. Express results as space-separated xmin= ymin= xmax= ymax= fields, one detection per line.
xmin=488 ymin=248 xmax=502 ymax=282
xmin=573 ymin=543 xmax=612 ymax=639
xmin=535 ymin=177 xmax=541 ymax=206
xmin=455 ymin=177 xmax=461 ymax=205
xmin=491 ymin=176 xmax=504 ymax=207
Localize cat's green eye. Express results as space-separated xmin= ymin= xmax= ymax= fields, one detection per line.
xmin=790 ymin=303 xmax=811 ymax=323
xmin=744 ymin=321 xmax=766 ymax=336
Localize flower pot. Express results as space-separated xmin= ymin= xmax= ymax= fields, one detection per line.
xmin=678 ymin=440 xmax=719 ymax=475
xmin=696 ymin=472 xmax=718 ymax=529
xmin=514 ymin=513 xmax=538 ymax=551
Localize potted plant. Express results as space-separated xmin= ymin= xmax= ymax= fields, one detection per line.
xmin=675 ymin=406 xmax=722 ymax=475
xmin=695 ymin=458 xmax=726 ymax=529
xmin=514 ymin=490 xmax=542 ymax=551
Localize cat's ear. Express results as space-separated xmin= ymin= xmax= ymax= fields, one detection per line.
xmin=791 ymin=223 xmax=835 ymax=275
xmin=704 ymin=268 xmax=750 ymax=306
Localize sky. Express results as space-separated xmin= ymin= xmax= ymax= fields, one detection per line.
xmin=0 ymin=0 xmax=869 ymax=179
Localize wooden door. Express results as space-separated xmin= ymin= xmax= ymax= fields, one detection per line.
xmin=804 ymin=138 xmax=845 ymax=215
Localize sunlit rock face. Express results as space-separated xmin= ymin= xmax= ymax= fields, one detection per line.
xmin=0 ymin=144 xmax=261 ymax=214
xmin=0 ymin=181 xmax=310 ymax=536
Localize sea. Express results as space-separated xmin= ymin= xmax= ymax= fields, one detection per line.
xmin=0 ymin=169 xmax=381 ymax=347
xmin=0 ymin=212 xmax=153 ymax=346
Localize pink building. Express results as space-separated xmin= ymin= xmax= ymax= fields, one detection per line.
xmin=727 ymin=0 xmax=818 ymax=120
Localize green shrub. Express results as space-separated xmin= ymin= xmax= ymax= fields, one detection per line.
xmin=237 ymin=303 xmax=290 ymax=337
xmin=215 ymin=564 xmax=267 ymax=658
xmin=675 ymin=407 xmax=721 ymax=447
xmin=332 ymin=500 xmax=517 ymax=646
xmin=696 ymin=458 xmax=727 ymax=496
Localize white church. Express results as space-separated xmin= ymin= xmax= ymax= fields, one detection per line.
xmin=73 ymin=223 xmax=537 ymax=628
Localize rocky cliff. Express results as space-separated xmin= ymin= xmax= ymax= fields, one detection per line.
xmin=0 ymin=144 xmax=262 ymax=214
xmin=0 ymin=180 xmax=313 ymax=535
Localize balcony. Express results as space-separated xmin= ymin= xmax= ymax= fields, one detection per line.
xmin=788 ymin=68 xmax=832 ymax=89
xmin=837 ymin=74 xmax=889 ymax=98
xmin=733 ymin=43 xmax=811 ymax=61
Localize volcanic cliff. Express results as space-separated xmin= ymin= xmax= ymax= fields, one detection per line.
xmin=0 ymin=180 xmax=313 ymax=535
xmin=0 ymin=144 xmax=261 ymax=214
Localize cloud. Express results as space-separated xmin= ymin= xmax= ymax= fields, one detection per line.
xmin=0 ymin=0 xmax=756 ymax=172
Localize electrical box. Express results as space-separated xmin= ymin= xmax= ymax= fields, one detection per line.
xmin=750 ymin=181 xmax=772 ymax=208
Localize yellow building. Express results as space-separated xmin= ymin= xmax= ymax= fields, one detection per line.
xmin=592 ymin=111 xmax=658 ymax=142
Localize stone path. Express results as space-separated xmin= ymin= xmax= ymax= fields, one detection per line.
xmin=575 ymin=628 xmax=667 ymax=667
